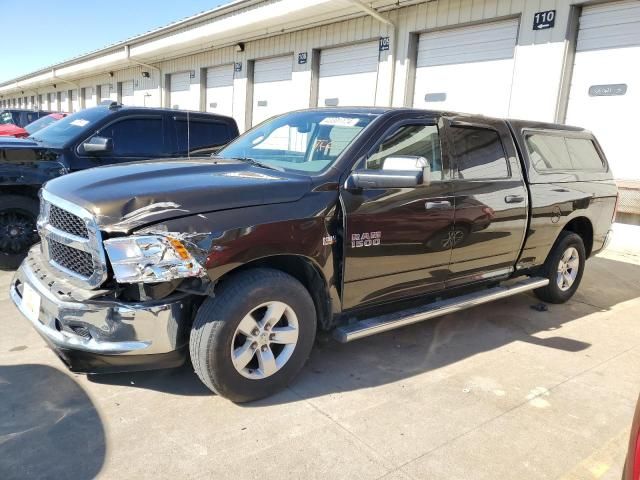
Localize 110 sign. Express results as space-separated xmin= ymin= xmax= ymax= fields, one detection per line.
xmin=533 ymin=10 xmax=555 ymax=30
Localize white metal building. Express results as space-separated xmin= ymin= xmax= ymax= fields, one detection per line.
xmin=0 ymin=0 xmax=638 ymax=217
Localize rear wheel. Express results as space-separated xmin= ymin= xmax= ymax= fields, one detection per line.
xmin=189 ymin=268 xmax=316 ymax=402
xmin=534 ymin=231 xmax=586 ymax=304
xmin=0 ymin=196 xmax=39 ymax=270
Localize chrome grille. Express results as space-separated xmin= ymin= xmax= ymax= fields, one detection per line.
xmin=38 ymin=190 xmax=107 ymax=289
xmin=48 ymin=239 xmax=94 ymax=278
xmin=49 ymin=205 xmax=88 ymax=238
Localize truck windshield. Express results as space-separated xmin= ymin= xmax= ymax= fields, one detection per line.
xmin=29 ymin=108 xmax=111 ymax=148
xmin=218 ymin=111 xmax=379 ymax=174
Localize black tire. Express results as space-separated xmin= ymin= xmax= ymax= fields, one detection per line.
xmin=0 ymin=195 xmax=39 ymax=270
xmin=534 ymin=231 xmax=586 ymax=304
xmin=189 ymin=268 xmax=316 ymax=403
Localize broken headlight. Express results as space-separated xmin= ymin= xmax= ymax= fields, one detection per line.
xmin=103 ymin=235 xmax=205 ymax=283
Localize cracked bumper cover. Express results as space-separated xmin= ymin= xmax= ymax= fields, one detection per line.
xmin=10 ymin=246 xmax=195 ymax=373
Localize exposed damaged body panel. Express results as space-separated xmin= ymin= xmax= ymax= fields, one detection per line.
xmin=44 ymin=159 xmax=313 ymax=232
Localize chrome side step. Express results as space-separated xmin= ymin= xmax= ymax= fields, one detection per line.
xmin=333 ymin=277 xmax=549 ymax=343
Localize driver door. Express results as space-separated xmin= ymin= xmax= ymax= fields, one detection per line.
xmin=73 ymin=114 xmax=168 ymax=170
xmin=340 ymin=118 xmax=454 ymax=309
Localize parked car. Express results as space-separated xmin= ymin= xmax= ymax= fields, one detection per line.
xmin=10 ymin=108 xmax=617 ymax=402
xmin=0 ymin=113 xmax=68 ymax=139
xmin=0 ymin=102 xmax=239 ymax=269
xmin=0 ymin=109 xmax=51 ymax=128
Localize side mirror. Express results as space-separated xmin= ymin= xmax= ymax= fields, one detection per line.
xmin=383 ymin=155 xmax=431 ymax=186
xmin=83 ymin=136 xmax=112 ymax=154
xmin=348 ymin=170 xmax=423 ymax=189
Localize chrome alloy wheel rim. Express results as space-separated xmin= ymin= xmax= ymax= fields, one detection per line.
xmin=557 ymin=247 xmax=580 ymax=291
xmin=231 ymin=301 xmax=299 ymax=380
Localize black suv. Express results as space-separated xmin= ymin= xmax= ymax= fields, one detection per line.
xmin=0 ymin=103 xmax=239 ymax=268
xmin=1 ymin=109 xmax=52 ymax=128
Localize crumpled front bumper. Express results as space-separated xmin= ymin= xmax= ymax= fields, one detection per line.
xmin=10 ymin=246 xmax=195 ymax=373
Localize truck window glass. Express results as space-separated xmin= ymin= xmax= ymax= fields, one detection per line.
xmin=565 ymin=137 xmax=605 ymax=171
xmin=365 ymin=124 xmax=442 ymax=179
xmin=526 ymin=134 xmax=605 ymax=172
xmin=174 ymin=119 xmax=230 ymax=153
xmin=451 ymin=127 xmax=509 ymax=180
xmin=526 ymin=134 xmax=573 ymax=171
xmin=101 ymin=117 xmax=164 ymax=157
xmin=219 ymin=111 xmax=377 ymax=173
xmin=30 ymin=108 xmax=111 ymax=147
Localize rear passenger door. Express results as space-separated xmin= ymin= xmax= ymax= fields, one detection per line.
xmin=444 ymin=117 xmax=528 ymax=287
xmin=168 ymin=114 xmax=234 ymax=156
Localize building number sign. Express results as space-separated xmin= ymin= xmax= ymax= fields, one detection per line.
xmin=533 ymin=10 xmax=555 ymax=30
xmin=379 ymin=37 xmax=390 ymax=51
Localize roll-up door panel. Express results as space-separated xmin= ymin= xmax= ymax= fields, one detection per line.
xmin=413 ymin=20 xmax=518 ymax=117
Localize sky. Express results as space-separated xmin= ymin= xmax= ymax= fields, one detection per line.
xmin=0 ymin=0 xmax=232 ymax=83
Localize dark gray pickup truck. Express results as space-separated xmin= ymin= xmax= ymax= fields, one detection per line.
xmin=10 ymin=108 xmax=617 ymax=402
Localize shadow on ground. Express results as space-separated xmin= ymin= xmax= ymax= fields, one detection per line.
xmin=0 ymin=364 xmax=105 ymax=480
xmin=86 ymin=255 xmax=640 ymax=403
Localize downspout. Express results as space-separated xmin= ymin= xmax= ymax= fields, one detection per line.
xmin=125 ymin=45 xmax=163 ymax=107
xmin=346 ymin=0 xmax=396 ymax=107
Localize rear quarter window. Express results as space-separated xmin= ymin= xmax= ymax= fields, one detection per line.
xmin=525 ymin=133 xmax=605 ymax=172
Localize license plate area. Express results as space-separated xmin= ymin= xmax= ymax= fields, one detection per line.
xmin=21 ymin=282 xmax=42 ymax=324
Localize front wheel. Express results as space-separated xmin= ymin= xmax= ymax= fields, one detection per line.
xmin=534 ymin=231 xmax=586 ymax=304
xmin=189 ymin=268 xmax=316 ymax=402
xmin=0 ymin=195 xmax=40 ymax=270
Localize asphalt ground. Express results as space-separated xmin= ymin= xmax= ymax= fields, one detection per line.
xmin=1 ymin=222 xmax=639 ymax=479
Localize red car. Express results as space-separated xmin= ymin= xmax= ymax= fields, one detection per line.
xmin=0 ymin=112 xmax=67 ymax=138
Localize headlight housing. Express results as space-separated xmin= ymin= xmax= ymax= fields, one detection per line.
xmin=103 ymin=235 xmax=205 ymax=283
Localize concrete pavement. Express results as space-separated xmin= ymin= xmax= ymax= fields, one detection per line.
xmin=1 ymin=223 xmax=639 ymax=479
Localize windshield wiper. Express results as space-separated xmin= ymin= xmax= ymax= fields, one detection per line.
xmin=213 ymin=155 xmax=283 ymax=172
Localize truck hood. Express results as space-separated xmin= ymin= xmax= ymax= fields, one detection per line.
xmin=0 ymin=136 xmax=40 ymax=147
xmin=44 ymin=159 xmax=312 ymax=232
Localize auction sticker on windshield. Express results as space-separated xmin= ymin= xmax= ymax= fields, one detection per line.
xmin=319 ymin=117 xmax=360 ymax=127
xmin=21 ymin=283 xmax=41 ymax=323
xmin=70 ymin=119 xmax=90 ymax=127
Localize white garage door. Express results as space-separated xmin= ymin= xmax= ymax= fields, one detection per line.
xmin=49 ymin=93 xmax=58 ymax=111
xmin=565 ymin=1 xmax=640 ymax=181
xmin=170 ymin=72 xmax=195 ymax=110
xmin=252 ymin=56 xmax=294 ymax=126
xmin=317 ymin=41 xmax=380 ymax=107
xmin=206 ymin=65 xmax=234 ymax=117
xmin=84 ymin=87 xmax=95 ymax=108
xmin=413 ymin=19 xmax=518 ymax=117
xmin=99 ymin=83 xmax=112 ymax=104
xmin=71 ymin=90 xmax=79 ymax=112
xmin=121 ymin=80 xmax=135 ymax=105
xmin=60 ymin=91 xmax=68 ymax=112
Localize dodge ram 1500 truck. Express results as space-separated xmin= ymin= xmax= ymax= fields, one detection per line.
xmin=10 ymin=108 xmax=617 ymax=402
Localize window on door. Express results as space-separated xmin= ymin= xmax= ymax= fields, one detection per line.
xmin=451 ymin=127 xmax=509 ymax=180
xmin=100 ymin=117 xmax=164 ymax=157
xmin=365 ymin=124 xmax=443 ymax=179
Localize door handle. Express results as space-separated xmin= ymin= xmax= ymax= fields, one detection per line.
xmin=504 ymin=195 xmax=524 ymax=204
xmin=425 ymin=200 xmax=452 ymax=210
